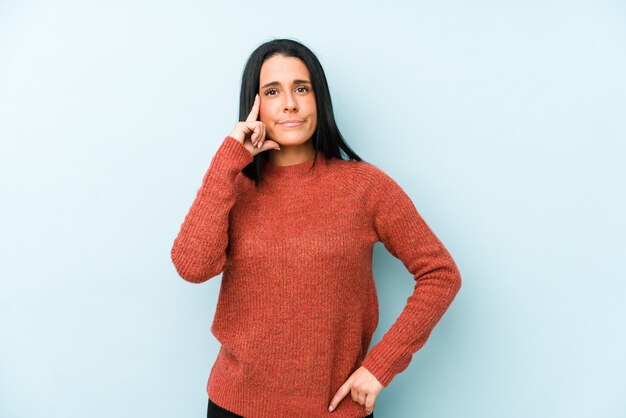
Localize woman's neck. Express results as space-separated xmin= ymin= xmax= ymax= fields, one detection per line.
xmin=267 ymin=140 xmax=315 ymax=167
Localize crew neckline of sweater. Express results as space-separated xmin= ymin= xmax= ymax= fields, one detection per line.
xmin=260 ymin=150 xmax=331 ymax=184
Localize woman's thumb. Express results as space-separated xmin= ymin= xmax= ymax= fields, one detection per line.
xmin=260 ymin=140 xmax=281 ymax=151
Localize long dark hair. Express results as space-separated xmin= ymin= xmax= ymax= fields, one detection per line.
xmin=238 ymin=38 xmax=363 ymax=185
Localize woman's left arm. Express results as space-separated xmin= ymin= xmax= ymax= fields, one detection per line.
xmin=329 ymin=165 xmax=462 ymax=414
xmin=360 ymin=166 xmax=463 ymax=387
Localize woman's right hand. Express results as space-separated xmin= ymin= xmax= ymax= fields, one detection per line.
xmin=229 ymin=94 xmax=281 ymax=156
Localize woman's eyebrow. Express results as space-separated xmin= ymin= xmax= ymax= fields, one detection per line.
xmin=260 ymin=79 xmax=311 ymax=89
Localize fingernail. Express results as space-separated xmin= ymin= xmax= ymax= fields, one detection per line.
xmin=328 ymin=405 xmax=334 ymax=412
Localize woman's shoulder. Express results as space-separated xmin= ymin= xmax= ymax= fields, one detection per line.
xmin=328 ymin=156 xmax=394 ymax=186
xmin=329 ymin=157 xmax=413 ymax=212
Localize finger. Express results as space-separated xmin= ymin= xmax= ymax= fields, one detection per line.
xmin=260 ymin=140 xmax=280 ymax=151
xmin=254 ymin=122 xmax=264 ymax=148
xmin=253 ymin=122 xmax=261 ymax=147
xmin=247 ymin=121 xmax=260 ymax=143
xmin=259 ymin=123 xmax=265 ymax=148
xmin=245 ymin=93 xmax=260 ymax=123
xmin=364 ymin=394 xmax=376 ymax=414
xmin=328 ymin=384 xmax=350 ymax=412
xmin=357 ymin=390 xmax=366 ymax=405
xmin=351 ymin=387 xmax=363 ymax=404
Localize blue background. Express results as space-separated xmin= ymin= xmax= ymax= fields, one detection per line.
xmin=1 ymin=1 xmax=624 ymax=417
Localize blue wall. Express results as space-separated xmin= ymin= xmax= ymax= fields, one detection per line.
xmin=1 ymin=1 xmax=624 ymax=417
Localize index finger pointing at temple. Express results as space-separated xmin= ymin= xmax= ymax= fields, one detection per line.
xmin=245 ymin=93 xmax=260 ymax=123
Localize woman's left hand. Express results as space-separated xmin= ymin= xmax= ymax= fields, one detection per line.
xmin=328 ymin=366 xmax=383 ymax=415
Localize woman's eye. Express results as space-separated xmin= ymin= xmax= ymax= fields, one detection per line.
xmin=263 ymin=86 xmax=309 ymax=96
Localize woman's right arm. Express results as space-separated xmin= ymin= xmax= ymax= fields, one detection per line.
xmin=170 ymin=94 xmax=280 ymax=283
xmin=170 ymin=135 xmax=254 ymax=283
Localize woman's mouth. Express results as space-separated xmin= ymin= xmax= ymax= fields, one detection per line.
xmin=278 ymin=120 xmax=305 ymax=127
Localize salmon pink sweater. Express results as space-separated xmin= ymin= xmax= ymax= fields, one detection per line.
xmin=170 ymin=135 xmax=462 ymax=418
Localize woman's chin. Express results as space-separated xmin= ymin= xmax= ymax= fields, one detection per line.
xmin=269 ymin=134 xmax=313 ymax=147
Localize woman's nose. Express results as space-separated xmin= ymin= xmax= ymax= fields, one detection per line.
xmin=283 ymin=92 xmax=298 ymax=111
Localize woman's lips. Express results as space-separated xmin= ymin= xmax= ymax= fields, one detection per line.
xmin=279 ymin=120 xmax=304 ymax=127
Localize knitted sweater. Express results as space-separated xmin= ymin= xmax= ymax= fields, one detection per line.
xmin=170 ymin=135 xmax=462 ymax=418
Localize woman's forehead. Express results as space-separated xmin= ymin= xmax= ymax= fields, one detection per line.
xmin=260 ymin=55 xmax=310 ymax=84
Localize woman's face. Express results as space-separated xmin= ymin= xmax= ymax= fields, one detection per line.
xmin=258 ymin=54 xmax=317 ymax=147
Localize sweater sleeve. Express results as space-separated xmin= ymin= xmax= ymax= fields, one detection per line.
xmin=360 ymin=166 xmax=462 ymax=388
xmin=170 ymin=135 xmax=254 ymax=283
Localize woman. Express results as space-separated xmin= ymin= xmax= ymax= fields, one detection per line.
xmin=171 ymin=38 xmax=462 ymax=418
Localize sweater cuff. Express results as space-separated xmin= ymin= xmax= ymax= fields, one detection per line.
xmin=361 ymin=339 xmax=412 ymax=388
xmin=203 ymin=136 xmax=254 ymax=183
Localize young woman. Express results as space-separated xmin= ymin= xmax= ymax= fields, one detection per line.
xmin=171 ymin=38 xmax=462 ymax=418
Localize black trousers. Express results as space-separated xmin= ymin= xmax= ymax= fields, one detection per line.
xmin=207 ymin=398 xmax=243 ymax=417
xmin=207 ymin=397 xmax=374 ymax=417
